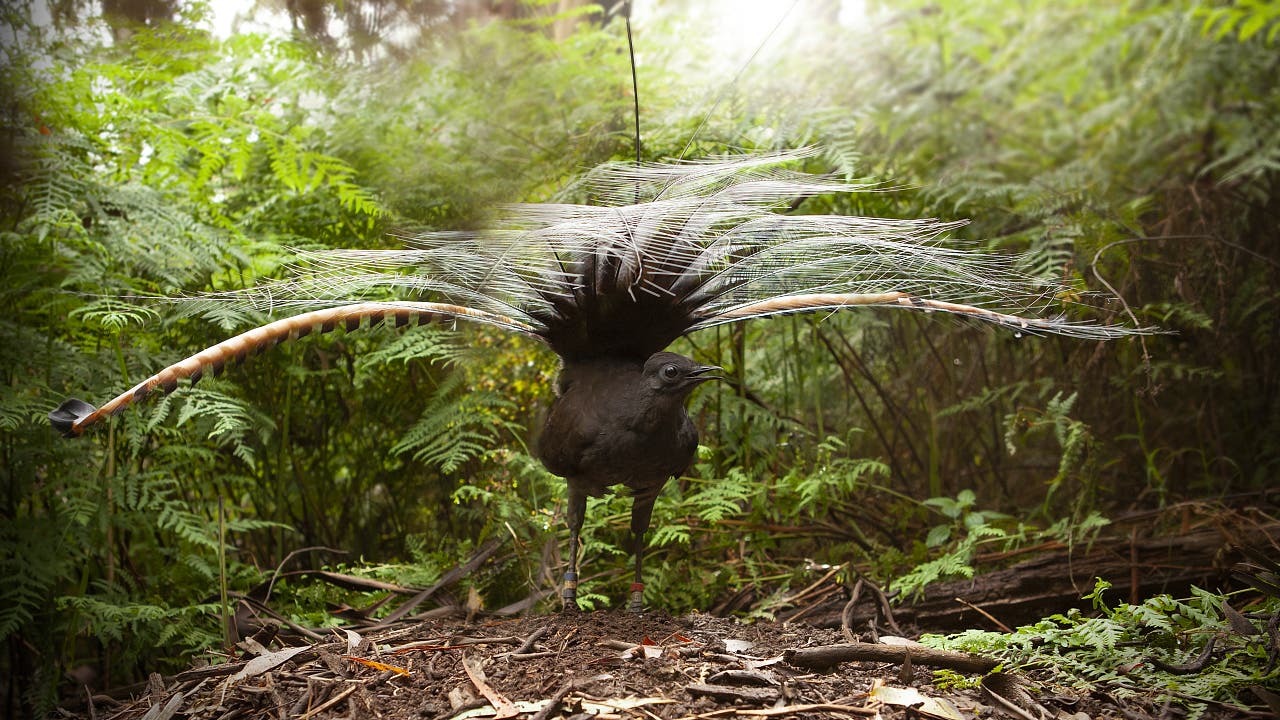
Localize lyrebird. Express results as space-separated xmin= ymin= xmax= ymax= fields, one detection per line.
xmin=50 ymin=150 xmax=1138 ymax=611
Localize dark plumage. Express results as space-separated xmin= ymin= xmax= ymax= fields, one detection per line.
xmin=540 ymin=353 xmax=720 ymax=610
xmin=50 ymin=150 xmax=1142 ymax=611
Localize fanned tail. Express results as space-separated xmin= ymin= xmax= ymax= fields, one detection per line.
xmin=51 ymin=302 xmax=539 ymax=438
xmin=188 ymin=151 xmax=1147 ymax=360
xmin=56 ymin=151 xmax=1150 ymax=414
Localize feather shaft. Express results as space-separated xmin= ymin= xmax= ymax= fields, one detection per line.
xmin=53 ymin=302 xmax=537 ymax=437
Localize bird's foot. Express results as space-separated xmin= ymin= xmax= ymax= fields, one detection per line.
xmin=627 ymin=583 xmax=645 ymax=613
xmin=561 ymin=571 xmax=580 ymax=612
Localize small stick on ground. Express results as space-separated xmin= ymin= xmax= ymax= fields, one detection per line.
xmin=503 ymin=626 xmax=550 ymax=657
xmin=784 ymin=643 xmax=997 ymax=674
xmin=686 ymin=683 xmax=780 ymax=704
xmin=529 ymin=681 xmax=577 ymax=720
xmin=674 ymin=702 xmax=877 ymax=720
xmin=841 ymin=579 xmax=865 ymax=643
xmin=296 ymin=685 xmax=355 ymax=720
xmin=863 ymin=577 xmax=902 ymax=636
xmin=509 ymin=651 xmax=555 ymax=661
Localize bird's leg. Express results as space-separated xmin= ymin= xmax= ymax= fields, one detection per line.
xmin=628 ymin=493 xmax=658 ymax=613
xmin=563 ymin=486 xmax=587 ymax=612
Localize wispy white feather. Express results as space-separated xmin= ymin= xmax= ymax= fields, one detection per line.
xmin=196 ymin=149 xmax=1143 ymax=348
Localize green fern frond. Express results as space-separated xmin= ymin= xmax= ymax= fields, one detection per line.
xmin=390 ymin=374 xmax=519 ymax=473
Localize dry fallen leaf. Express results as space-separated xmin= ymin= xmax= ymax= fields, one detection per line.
xmin=869 ymin=679 xmax=964 ymax=720
xmin=229 ymin=646 xmax=309 ymax=683
xmin=343 ymin=655 xmax=410 ymax=677
xmin=462 ymin=655 xmax=518 ymax=719
xmin=343 ymin=628 xmax=362 ymax=653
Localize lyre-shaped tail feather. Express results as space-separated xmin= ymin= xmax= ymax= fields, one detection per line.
xmin=51 ymin=302 xmax=537 ymax=438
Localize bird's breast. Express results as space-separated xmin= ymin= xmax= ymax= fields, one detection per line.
xmin=537 ymin=363 xmax=698 ymax=495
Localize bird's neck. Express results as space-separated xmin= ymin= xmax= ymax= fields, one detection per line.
xmin=556 ymin=356 xmax=641 ymax=395
xmin=557 ymin=358 xmax=690 ymax=431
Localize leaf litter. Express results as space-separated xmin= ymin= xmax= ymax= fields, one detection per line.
xmin=66 ymin=610 xmax=1263 ymax=720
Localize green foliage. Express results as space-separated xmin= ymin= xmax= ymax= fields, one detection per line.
xmin=922 ymin=489 xmax=1012 ymax=548
xmin=893 ymin=490 xmax=1020 ymax=602
xmin=389 ymin=371 xmax=521 ymax=474
xmin=1003 ymin=392 xmax=1100 ymax=512
xmin=923 ymin=580 xmax=1280 ymax=713
xmin=2 ymin=0 xmax=1279 ymax=709
xmin=1196 ymin=0 xmax=1280 ymax=44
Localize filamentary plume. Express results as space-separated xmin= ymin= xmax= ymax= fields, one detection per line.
xmin=196 ymin=149 xmax=1129 ymax=349
xmin=50 ymin=149 xmax=1148 ymax=612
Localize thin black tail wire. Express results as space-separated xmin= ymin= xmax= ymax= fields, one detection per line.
xmin=674 ymin=0 xmax=802 ymax=163
xmin=624 ymin=3 xmax=641 ymax=170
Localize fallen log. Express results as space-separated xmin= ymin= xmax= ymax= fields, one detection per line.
xmin=802 ymin=518 xmax=1278 ymax=631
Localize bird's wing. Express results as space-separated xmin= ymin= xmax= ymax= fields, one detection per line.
xmin=50 ymin=302 xmax=538 ymax=437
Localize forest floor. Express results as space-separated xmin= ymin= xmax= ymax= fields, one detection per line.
xmin=74 ymin=609 xmax=1263 ymax=720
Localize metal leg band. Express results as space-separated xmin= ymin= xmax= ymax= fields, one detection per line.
xmin=627 ymin=583 xmax=644 ymax=613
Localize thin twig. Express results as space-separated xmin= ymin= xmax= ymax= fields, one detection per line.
xmin=264 ymin=546 xmax=348 ymax=604
xmin=529 ymin=681 xmax=578 ymax=720
xmin=295 ymin=685 xmax=356 ymax=720
xmin=953 ymin=597 xmax=1013 ymax=633
xmin=841 ymin=578 xmax=864 ymax=643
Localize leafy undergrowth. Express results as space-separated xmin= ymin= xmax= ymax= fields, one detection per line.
xmin=924 ymin=580 xmax=1280 ymax=718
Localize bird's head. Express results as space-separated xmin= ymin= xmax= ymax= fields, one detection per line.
xmin=643 ymin=352 xmax=722 ymax=397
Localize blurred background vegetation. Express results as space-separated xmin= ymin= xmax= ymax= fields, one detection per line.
xmin=2 ymin=0 xmax=1278 ymax=711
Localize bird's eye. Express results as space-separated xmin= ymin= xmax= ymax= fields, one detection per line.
xmin=661 ymin=364 xmax=680 ymax=380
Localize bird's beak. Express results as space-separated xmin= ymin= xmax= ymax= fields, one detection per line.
xmin=689 ymin=365 xmax=723 ymax=383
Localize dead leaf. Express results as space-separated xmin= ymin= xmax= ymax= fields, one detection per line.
xmin=1222 ymin=601 xmax=1258 ymax=637
xmin=869 ymin=679 xmax=964 ymax=720
xmin=446 ymin=700 xmax=551 ymax=720
xmin=462 ymin=655 xmax=518 ymax=719
xmin=344 ymin=655 xmax=410 ymax=676
xmin=879 ymin=635 xmax=927 ymax=647
xmin=343 ymin=628 xmax=363 ymax=653
xmin=229 ymin=646 xmax=309 ymax=683
xmin=584 ymin=696 xmax=674 ymax=711
xmin=139 ymin=693 xmax=184 ymax=720
xmin=744 ymin=655 xmax=784 ymax=670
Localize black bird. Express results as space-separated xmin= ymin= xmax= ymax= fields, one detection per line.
xmin=50 ymin=150 xmax=1138 ymax=611
xmin=541 ymin=352 xmax=720 ymax=610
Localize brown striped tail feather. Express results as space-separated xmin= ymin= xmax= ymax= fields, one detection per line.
xmin=50 ymin=302 xmax=539 ymax=438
